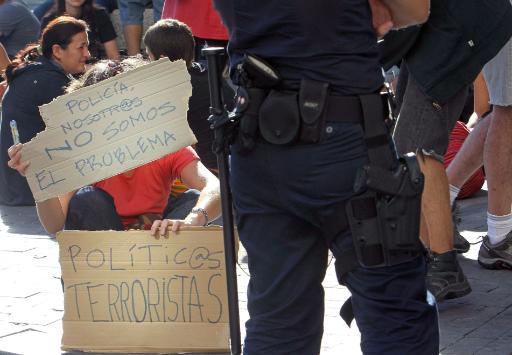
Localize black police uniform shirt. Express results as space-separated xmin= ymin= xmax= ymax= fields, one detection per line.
xmin=213 ymin=0 xmax=384 ymax=95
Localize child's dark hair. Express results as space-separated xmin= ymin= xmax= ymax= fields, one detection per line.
xmin=143 ymin=19 xmax=195 ymax=67
xmin=66 ymin=57 xmax=147 ymax=93
xmin=6 ymin=16 xmax=89 ymax=81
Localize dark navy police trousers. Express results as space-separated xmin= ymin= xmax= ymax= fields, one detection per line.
xmin=230 ymin=122 xmax=439 ymax=355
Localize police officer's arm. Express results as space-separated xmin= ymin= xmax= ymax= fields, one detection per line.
xmin=381 ymin=0 xmax=430 ymax=28
xmin=7 ymin=143 xmax=74 ymax=234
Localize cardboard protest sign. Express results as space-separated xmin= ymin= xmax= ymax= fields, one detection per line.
xmin=22 ymin=58 xmax=197 ymax=202
xmin=58 ymin=227 xmax=230 ymax=353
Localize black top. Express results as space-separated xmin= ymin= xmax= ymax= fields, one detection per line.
xmin=41 ymin=7 xmax=117 ymax=60
xmin=213 ymin=0 xmax=383 ymax=94
xmin=187 ymin=62 xmax=234 ymax=170
xmin=0 ymin=57 xmax=71 ymax=206
xmin=187 ymin=63 xmax=216 ymax=169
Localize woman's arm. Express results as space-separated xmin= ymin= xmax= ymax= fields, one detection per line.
xmin=35 ymin=192 xmax=74 ymax=234
xmin=150 ymin=159 xmax=221 ymax=236
xmin=95 ymin=8 xmax=120 ymax=60
xmin=180 ymin=160 xmax=222 ymax=226
xmin=7 ymin=143 xmax=74 ymax=234
xmin=103 ymin=39 xmax=120 ymax=60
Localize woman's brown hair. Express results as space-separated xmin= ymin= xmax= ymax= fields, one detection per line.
xmin=5 ymin=16 xmax=89 ymax=81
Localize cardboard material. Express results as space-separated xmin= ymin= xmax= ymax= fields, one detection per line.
xmin=23 ymin=58 xmax=197 ymax=202
xmin=57 ymin=227 xmax=230 ymax=353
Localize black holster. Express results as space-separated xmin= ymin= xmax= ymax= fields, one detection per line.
xmin=346 ymin=154 xmax=424 ymax=268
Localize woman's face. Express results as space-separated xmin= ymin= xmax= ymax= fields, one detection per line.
xmin=65 ymin=0 xmax=87 ymax=9
xmin=52 ymin=31 xmax=90 ymax=74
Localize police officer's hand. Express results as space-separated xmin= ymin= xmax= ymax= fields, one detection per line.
xmin=369 ymin=0 xmax=393 ymax=38
xmin=7 ymin=143 xmax=30 ymax=177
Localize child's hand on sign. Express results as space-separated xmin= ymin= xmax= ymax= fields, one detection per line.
xmin=150 ymin=208 xmax=209 ymax=238
xmin=7 ymin=143 xmax=30 ymax=176
xmin=150 ymin=218 xmax=184 ymax=238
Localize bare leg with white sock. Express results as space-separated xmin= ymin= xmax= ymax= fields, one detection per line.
xmin=478 ymin=106 xmax=512 ymax=269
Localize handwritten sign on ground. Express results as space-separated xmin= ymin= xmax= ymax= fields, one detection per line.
xmin=58 ymin=227 xmax=229 ymax=353
xmin=23 ymin=58 xmax=197 ymax=202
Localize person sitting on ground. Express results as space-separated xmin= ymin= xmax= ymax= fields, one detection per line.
xmin=0 ymin=0 xmax=40 ymax=58
xmin=40 ymin=0 xmax=120 ymax=61
xmin=7 ymin=57 xmax=221 ymax=237
xmin=0 ymin=16 xmax=90 ymax=206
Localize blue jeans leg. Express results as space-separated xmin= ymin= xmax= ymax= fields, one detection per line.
xmin=64 ymin=186 xmax=124 ymax=231
xmin=118 ymin=0 xmax=146 ymax=25
xmin=163 ymin=189 xmax=200 ymax=220
xmin=152 ymin=0 xmax=163 ymax=21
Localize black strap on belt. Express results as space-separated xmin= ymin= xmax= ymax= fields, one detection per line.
xmin=359 ymin=94 xmax=396 ymax=170
xmin=324 ymin=95 xmax=397 ymax=176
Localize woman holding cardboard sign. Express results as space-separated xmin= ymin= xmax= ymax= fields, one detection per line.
xmin=7 ymin=57 xmax=221 ymax=237
xmin=0 ymin=16 xmax=90 ymax=206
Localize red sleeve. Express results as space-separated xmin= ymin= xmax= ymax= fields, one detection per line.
xmin=159 ymin=146 xmax=200 ymax=181
xmin=161 ymin=0 xmax=228 ymax=40
xmin=161 ymin=0 xmax=174 ymax=19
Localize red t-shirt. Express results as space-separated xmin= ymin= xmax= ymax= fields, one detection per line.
xmin=94 ymin=146 xmax=199 ymax=227
xmin=161 ymin=0 xmax=229 ymax=40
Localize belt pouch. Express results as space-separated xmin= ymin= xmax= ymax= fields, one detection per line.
xmin=258 ymin=89 xmax=300 ymax=145
xmin=299 ymin=79 xmax=329 ymax=143
xmin=238 ymin=88 xmax=268 ymax=152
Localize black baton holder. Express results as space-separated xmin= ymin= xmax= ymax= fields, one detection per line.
xmin=202 ymin=47 xmax=242 ymax=355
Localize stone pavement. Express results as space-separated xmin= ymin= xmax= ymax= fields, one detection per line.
xmin=0 ymin=188 xmax=511 ymax=355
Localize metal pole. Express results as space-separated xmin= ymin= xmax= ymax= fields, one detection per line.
xmin=202 ymin=47 xmax=241 ymax=355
